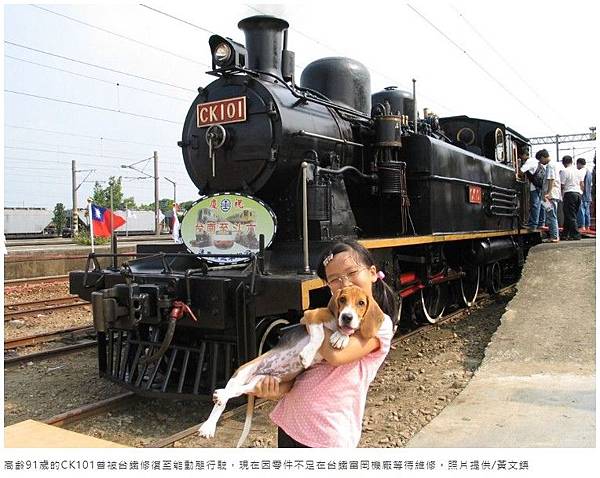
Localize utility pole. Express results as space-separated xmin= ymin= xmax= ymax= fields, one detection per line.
xmin=72 ymin=160 xmax=77 ymax=234
xmin=72 ymin=160 xmax=95 ymax=237
xmin=121 ymin=153 xmax=160 ymax=236
xmin=154 ymin=151 xmax=160 ymax=236
xmin=165 ymin=177 xmax=176 ymax=204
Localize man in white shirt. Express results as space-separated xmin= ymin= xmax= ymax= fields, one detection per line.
xmin=559 ymin=155 xmax=584 ymax=240
xmin=519 ymin=149 xmax=549 ymax=230
xmin=543 ymin=159 xmax=562 ymax=242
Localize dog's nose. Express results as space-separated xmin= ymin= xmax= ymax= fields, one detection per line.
xmin=340 ymin=313 xmax=353 ymax=324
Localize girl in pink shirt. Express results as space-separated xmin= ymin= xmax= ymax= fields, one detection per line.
xmin=252 ymin=239 xmax=399 ymax=447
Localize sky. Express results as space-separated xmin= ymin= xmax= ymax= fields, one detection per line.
xmin=2 ymin=0 xmax=598 ymax=210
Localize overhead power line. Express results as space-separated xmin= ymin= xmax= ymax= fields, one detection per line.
xmin=452 ymin=7 xmax=574 ymax=131
xmin=4 ymin=138 xmax=179 ymax=159
xmin=5 ymin=124 xmax=181 ymax=149
xmin=5 ymin=89 xmax=182 ymax=125
xmin=31 ymin=4 xmax=210 ymax=68
xmin=5 ymin=55 xmax=189 ymax=102
xmin=138 ymin=4 xmax=304 ymax=73
xmin=407 ymin=3 xmax=557 ymax=133
xmin=5 ymin=41 xmax=196 ymax=92
xmin=139 ymin=4 xmax=216 ymax=35
xmin=5 ymin=145 xmax=156 ymax=161
xmin=243 ymin=4 xmax=456 ymax=113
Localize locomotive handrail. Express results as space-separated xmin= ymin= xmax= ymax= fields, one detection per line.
xmin=490 ymin=191 xmax=517 ymax=200
xmin=316 ymin=165 xmax=378 ymax=182
xmin=491 ymin=197 xmax=518 ymax=206
xmin=295 ymin=130 xmax=364 ymax=148
xmin=301 ymin=162 xmax=310 ymax=274
xmin=210 ymin=66 xmax=372 ymax=121
xmin=423 ymin=174 xmax=518 ymax=194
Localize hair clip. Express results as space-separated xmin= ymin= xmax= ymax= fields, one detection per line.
xmin=377 ymin=271 xmax=385 ymax=280
xmin=322 ymin=253 xmax=334 ymax=267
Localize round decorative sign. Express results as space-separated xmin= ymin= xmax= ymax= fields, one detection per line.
xmin=181 ymin=193 xmax=277 ymax=264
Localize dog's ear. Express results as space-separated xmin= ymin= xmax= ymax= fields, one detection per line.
xmin=359 ymin=295 xmax=385 ymax=339
xmin=303 ymin=304 xmax=335 ymax=325
xmin=327 ymin=289 xmax=341 ymax=318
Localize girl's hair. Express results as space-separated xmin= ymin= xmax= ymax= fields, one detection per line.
xmin=316 ymin=239 xmax=399 ymax=325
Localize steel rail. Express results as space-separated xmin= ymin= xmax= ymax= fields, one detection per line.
xmin=44 ymin=392 xmax=136 ymax=427
xmin=4 ymin=325 xmax=95 ymax=349
xmin=5 ymin=297 xmax=89 ymax=321
xmin=4 ymin=275 xmax=69 ymax=287
xmin=144 ymin=398 xmax=270 ymax=448
xmin=4 ymin=340 xmax=97 ymax=365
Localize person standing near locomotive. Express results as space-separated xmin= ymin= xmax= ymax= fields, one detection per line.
xmin=521 ymin=149 xmax=550 ymax=230
xmin=560 ymin=155 xmax=584 ymax=240
xmin=576 ymin=157 xmax=593 ymax=232
xmin=251 ymin=239 xmax=398 ymax=447
xmin=542 ymin=157 xmax=562 ymax=243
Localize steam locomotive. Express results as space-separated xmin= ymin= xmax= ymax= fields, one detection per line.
xmin=70 ymin=15 xmax=539 ymax=398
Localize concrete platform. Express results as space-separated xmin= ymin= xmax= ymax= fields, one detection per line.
xmin=4 ymin=237 xmax=175 ymax=279
xmin=407 ymin=240 xmax=595 ymax=447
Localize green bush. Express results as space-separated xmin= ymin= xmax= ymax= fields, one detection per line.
xmin=74 ymin=230 xmax=110 ymax=245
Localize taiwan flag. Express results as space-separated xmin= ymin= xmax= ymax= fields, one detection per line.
xmin=91 ymin=204 xmax=126 ymax=237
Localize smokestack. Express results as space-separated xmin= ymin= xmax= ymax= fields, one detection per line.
xmin=238 ymin=15 xmax=289 ymax=77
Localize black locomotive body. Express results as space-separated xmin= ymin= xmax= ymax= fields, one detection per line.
xmin=70 ymin=15 xmax=539 ymax=398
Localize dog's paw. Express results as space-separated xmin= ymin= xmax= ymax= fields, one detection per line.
xmin=212 ymin=389 xmax=229 ymax=407
xmin=198 ymin=421 xmax=216 ymax=439
xmin=330 ymin=331 xmax=350 ymax=349
xmin=299 ymin=347 xmax=316 ymax=369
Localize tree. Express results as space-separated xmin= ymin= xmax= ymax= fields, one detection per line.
xmin=91 ymin=176 xmax=124 ymax=208
xmin=122 ymin=196 xmax=137 ymax=210
xmin=139 ymin=198 xmax=174 ymax=214
xmin=179 ymin=200 xmax=195 ymax=213
xmin=52 ymin=203 xmax=67 ymax=236
xmin=159 ymin=198 xmax=174 ymax=214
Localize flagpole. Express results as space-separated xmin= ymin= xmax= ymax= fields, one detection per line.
xmin=110 ymin=184 xmax=115 ymax=258
xmin=88 ymin=199 xmax=95 ymax=253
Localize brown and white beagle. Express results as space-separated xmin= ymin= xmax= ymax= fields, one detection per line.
xmin=198 ymin=285 xmax=384 ymax=440
xmin=299 ymin=284 xmax=385 ymax=367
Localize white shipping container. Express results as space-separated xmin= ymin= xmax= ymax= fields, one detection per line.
xmin=114 ymin=210 xmax=159 ymax=233
xmin=4 ymin=208 xmax=53 ymax=235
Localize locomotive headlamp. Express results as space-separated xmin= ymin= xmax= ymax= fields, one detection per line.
xmin=214 ymin=43 xmax=232 ymax=65
xmin=208 ymin=35 xmax=247 ymax=71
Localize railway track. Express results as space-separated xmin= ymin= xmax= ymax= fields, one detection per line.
xmin=25 ymin=285 xmax=513 ymax=447
xmin=5 ymin=325 xmax=95 ymax=350
xmin=4 ymin=296 xmax=89 ymax=321
xmin=4 ymin=326 xmax=97 ymax=365
xmin=44 ymin=393 xmax=136 ymax=427
xmin=4 ymin=275 xmax=69 ymax=288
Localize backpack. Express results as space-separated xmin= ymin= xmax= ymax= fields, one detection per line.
xmin=526 ymin=164 xmax=545 ymax=189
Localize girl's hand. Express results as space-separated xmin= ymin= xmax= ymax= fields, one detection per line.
xmin=250 ymin=376 xmax=282 ymax=400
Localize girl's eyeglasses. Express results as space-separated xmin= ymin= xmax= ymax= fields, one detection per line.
xmin=326 ymin=267 xmax=367 ymax=288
